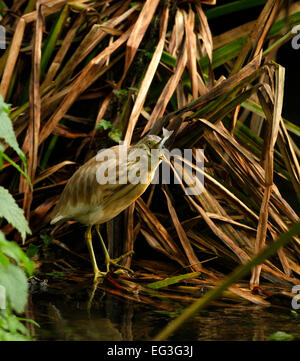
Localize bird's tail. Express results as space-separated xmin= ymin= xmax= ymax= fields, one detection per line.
xmin=50 ymin=214 xmax=65 ymax=225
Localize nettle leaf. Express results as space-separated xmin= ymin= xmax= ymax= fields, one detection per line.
xmin=0 ymin=95 xmax=26 ymax=164
xmin=0 ymin=186 xmax=31 ymax=242
xmin=0 ymin=252 xmax=9 ymax=267
xmin=96 ymin=119 xmax=113 ymax=131
xmin=108 ymin=128 xmax=122 ymax=143
xmin=113 ymin=89 xmax=128 ymax=97
xmin=0 ymin=231 xmax=34 ymax=275
xmin=0 ymin=330 xmax=31 ymax=341
xmin=95 ymin=119 xmax=122 ymax=143
xmin=0 ymin=142 xmax=4 ymax=169
xmin=0 ymin=309 xmax=32 ymax=340
xmin=0 ymin=263 xmax=28 ymax=314
xmin=267 ymin=331 xmax=294 ymax=341
xmin=26 ymin=243 xmax=39 ymax=259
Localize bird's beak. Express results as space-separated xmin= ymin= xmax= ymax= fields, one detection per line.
xmin=157 ymin=127 xmax=173 ymax=149
xmin=156 ymin=138 xmax=164 ymax=148
xmin=158 ymin=137 xmax=167 ymax=149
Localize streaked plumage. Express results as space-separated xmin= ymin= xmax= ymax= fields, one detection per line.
xmin=51 ymin=135 xmax=163 ymax=226
xmin=50 ymin=133 xmax=169 ymax=279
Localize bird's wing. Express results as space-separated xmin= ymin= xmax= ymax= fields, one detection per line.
xmin=51 ymin=146 xmax=146 ymax=223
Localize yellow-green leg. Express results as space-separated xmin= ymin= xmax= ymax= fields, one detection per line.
xmin=85 ymin=225 xmax=106 ymax=280
xmin=95 ymin=224 xmax=134 ymax=274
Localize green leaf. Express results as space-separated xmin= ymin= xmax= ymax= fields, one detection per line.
xmin=17 ymin=317 xmax=39 ymax=328
xmin=267 ymin=331 xmax=294 ymax=341
xmin=0 ymin=142 xmax=3 ymax=169
xmin=0 ymin=186 xmax=31 ymax=242
xmin=0 ymin=263 xmax=28 ymax=314
xmin=130 ymin=2 xmax=141 ymax=11
xmin=205 ymin=0 xmax=267 ymax=20
xmin=0 ymin=329 xmax=31 ymax=341
xmin=242 ymin=99 xmax=300 ymax=137
xmin=0 ymin=231 xmax=34 ymax=275
xmin=7 ymin=313 xmax=29 ymax=336
xmin=0 ymin=309 xmax=31 ymax=340
xmin=128 ymin=87 xmax=139 ymax=94
xmin=147 ymin=272 xmax=201 ymax=289
xmin=96 ymin=119 xmax=113 ymax=131
xmin=0 ymin=151 xmax=31 ymax=186
xmin=108 ymin=128 xmax=122 ymax=143
xmin=0 ymin=252 xmax=9 ymax=267
xmin=41 ymin=233 xmax=53 ymax=246
xmin=113 ymin=89 xmax=128 ymax=97
xmin=0 ymin=95 xmax=26 ymax=164
xmin=26 ymin=243 xmax=39 ymax=259
xmin=40 ymin=5 xmax=69 ymax=76
xmin=160 ymin=51 xmax=176 ymax=67
xmin=290 ymin=310 xmax=298 ymax=317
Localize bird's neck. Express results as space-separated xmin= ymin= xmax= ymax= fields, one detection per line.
xmin=135 ymin=143 xmax=152 ymax=157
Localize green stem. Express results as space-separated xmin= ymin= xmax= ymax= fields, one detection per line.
xmin=0 ymin=151 xmax=32 ymax=188
xmin=40 ymin=134 xmax=58 ymax=169
xmin=24 ymin=0 xmax=37 ymax=14
xmin=40 ymin=5 xmax=69 ymax=77
xmin=154 ymin=221 xmax=300 ymax=341
xmin=205 ymin=0 xmax=267 ymax=20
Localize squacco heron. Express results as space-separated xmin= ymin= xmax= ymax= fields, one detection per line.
xmin=50 ymin=130 xmax=170 ymax=279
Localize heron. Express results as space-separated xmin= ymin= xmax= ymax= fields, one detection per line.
xmin=50 ymin=129 xmax=171 ymax=279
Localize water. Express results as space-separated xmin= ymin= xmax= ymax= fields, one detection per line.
xmin=29 ymin=279 xmax=300 ymax=341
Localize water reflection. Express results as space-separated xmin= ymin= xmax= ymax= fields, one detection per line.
xmin=30 ymin=282 xmax=300 ymax=341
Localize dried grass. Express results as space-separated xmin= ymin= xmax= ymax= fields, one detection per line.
xmin=1 ymin=0 xmax=300 ymax=307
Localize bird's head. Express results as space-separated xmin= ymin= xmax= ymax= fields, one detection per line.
xmin=136 ymin=134 xmax=162 ymax=150
xmin=135 ymin=128 xmax=172 ymax=150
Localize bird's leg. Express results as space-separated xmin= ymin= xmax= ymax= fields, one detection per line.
xmin=95 ymin=224 xmax=134 ymax=274
xmin=85 ymin=225 xmax=106 ymax=280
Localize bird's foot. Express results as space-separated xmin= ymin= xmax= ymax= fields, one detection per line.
xmin=105 ymin=250 xmax=134 ymax=274
xmin=93 ymin=269 xmax=107 ymax=281
xmin=112 ymin=250 xmax=134 ymax=264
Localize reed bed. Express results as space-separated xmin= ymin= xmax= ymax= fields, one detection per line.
xmin=1 ymin=0 xmax=300 ymax=318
